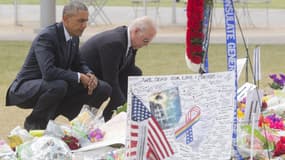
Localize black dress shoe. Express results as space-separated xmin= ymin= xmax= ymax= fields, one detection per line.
xmin=24 ymin=119 xmax=46 ymax=131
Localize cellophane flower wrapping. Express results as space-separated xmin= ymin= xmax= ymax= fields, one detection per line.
xmin=238 ymin=124 xmax=276 ymax=159
xmin=7 ymin=126 xmax=34 ymax=151
xmin=16 ymin=135 xmax=72 ymax=160
xmin=0 ymin=139 xmax=17 ymax=160
xmin=70 ymin=105 xmax=96 ymax=146
xmin=70 ymin=105 xmax=105 ymax=147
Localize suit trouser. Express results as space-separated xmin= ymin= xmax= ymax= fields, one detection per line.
xmin=119 ymin=66 xmax=142 ymax=98
xmin=103 ymin=65 xmax=142 ymax=121
xmin=18 ymin=79 xmax=111 ymax=126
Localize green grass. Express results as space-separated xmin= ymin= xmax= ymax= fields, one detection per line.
xmin=1 ymin=0 xmax=285 ymax=9
xmin=137 ymin=43 xmax=285 ymax=88
xmin=1 ymin=41 xmax=285 ymax=106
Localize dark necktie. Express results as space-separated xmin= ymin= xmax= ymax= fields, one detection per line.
xmin=120 ymin=47 xmax=134 ymax=70
xmin=126 ymin=47 xmax=134 ymax=63
xmin=65 ymin=39 xmax=73 ymax=67
xmin=66 ymin=39 xmax=73 ymax=55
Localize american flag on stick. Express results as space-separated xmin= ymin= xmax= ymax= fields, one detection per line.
xmin=127 ymin=94 xmax=174 ymax=160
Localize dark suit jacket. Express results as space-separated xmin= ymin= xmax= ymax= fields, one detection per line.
xmin=80 ymin=26 xmax=139 ymax=107
xmin=6 ymin=22 xmax=92 ymax=106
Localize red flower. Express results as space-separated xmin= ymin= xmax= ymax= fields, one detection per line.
xmin=274 ymin=136 xmax=285 ymax=157
xmin=258 ymin=115 xmax=264 ymax=128
xmin=280 ymin=137 xmax=285 ymax=143
xmin=61 ymin=135 xmax=81 ymax=150
xmin=261 ymin=100 xmax=268 ymax=111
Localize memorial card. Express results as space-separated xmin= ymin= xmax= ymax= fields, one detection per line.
xmin=126 ymin=71 xmax=236 ymax=160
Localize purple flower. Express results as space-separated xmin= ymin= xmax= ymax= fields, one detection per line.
xmin=269 ymin=73 xmax=285 ymax=90
xmin=280 ymin=73 xmax=285 ymax=81
xmin=269 ymin=74 xmax=277 ymax=80
xmin=241 ymin=97 xmax=246 ymax=104
xmin=275 ymin=78 xmax=285 ymax=86
xmin=280 ymin=79 xmax=285 ymax=86
xmin=88 ymin=128 xmax=104 ymax=142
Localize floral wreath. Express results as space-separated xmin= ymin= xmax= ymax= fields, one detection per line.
xmin=185 ymin=0 xmax=213 ymax=72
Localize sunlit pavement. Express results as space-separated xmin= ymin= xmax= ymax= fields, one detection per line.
xmin=0 ymin=5 xmax=284 ymax=44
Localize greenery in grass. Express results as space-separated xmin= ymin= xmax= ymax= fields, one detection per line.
xmin=1 ymin=41 xmax=285 ymax=106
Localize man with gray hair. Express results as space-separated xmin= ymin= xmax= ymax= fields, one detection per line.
xmin=5 ymin=1 xmax=111 ymax=131
xmin=80 ymin=16 xmax=157 ymax=121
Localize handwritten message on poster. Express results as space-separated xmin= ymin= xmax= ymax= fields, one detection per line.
xmin=126 ymin=71 xmax=235 ymax=160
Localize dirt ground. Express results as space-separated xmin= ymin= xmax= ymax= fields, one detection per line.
xmin=0 ymin=106 xmax=29 ymax=138
xmin=0 ymin=106 xmax=70 ymax=140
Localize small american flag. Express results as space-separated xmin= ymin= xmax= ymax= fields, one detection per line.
xmin=127 ymin=94 xmax=174 ymax=160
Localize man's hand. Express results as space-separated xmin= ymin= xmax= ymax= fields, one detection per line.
xmin=80 ymin=73 xmax=90 ymax=88
xmin=86 ymin=73 xmax=98 ymax=95
xmin=80 ymin=73 xmax=98 ymax=95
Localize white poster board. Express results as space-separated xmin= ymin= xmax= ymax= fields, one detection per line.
xmin=126 ymin=71 xmax=235 ymax=160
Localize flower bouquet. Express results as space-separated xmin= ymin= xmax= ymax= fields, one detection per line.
xmin=263 ymin=91 xmax=285 ymax=118
xmin=269 ymin=73 xmax=285 ymax=90
xmin=237 ymin=96 xmax=269 ymax=120
xmin=70 ymin=105 xmax=105 ymax=147
xmin=238 ymin=124 xmax=275 ymax=159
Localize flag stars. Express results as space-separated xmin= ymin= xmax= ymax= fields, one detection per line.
xmin=129 ymin=94 xmax=174 ymax=159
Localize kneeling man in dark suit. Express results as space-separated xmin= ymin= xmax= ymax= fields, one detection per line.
xmin=80 ymin=16 xmax=157 ymax=121
xmin=5 ymin=1 xmax=111 ymax=131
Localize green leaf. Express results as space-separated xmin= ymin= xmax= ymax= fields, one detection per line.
xmin=241 ymin=125 xmax=275 ymax=150
xmin=113 ymin=103 xmax=127 ymax=115
xmin=241 ymin=125 xmax=266 ymax=144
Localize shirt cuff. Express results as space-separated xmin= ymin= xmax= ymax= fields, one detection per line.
xmin=77 ymin=72 xmax=80 ymax=83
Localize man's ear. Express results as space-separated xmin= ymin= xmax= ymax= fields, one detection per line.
xmin=62 ymin=15 xmax=69 ymax=23
xmin=134 ymin=27 xmax=141 ymax=34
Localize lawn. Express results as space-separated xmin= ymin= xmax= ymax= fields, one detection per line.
xmin=0 ymin=41 xmax=284 ymax=138
xmin=1 ymin=41 xmax=285 ymax=106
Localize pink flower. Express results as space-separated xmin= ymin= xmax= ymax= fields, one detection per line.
xmin=88 ymin=128 xmax=105 ymax=142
